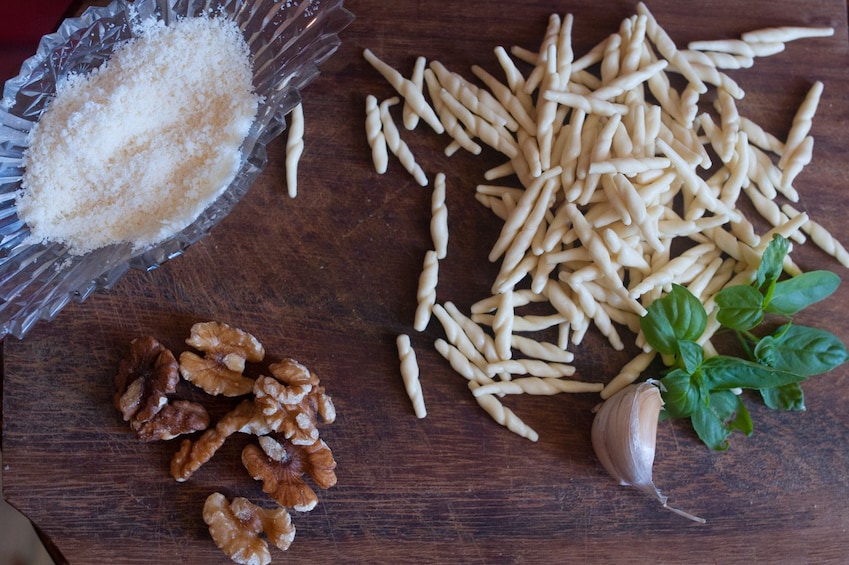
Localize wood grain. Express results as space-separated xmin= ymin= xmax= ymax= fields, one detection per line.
xmin=3 ymin=1 xmax=849 ymax=563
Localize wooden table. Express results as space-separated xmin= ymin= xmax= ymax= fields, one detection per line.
xmin=3 ymin=1 xmax=849 ymax=562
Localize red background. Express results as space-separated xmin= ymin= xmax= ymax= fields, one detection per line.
xmin=0 ymin=1 xmax=76 ymax=82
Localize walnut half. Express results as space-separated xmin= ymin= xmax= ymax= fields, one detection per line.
xmin=179 ymin=321 xmax=265 ymax=397
xmin=253 ymin=359 xmax=336 ymax=446
xmin=114 ymin=335 xmax=179 ymax=427
xmin=203 ymin=492 xmax=295 ymax=565
xmin=242 ymin=436 xmax=337 ymax=512
xmin=135 ymin=400 xmax=210 ymax=442
xmin=170 ymin=399 xmax=271 ymax=482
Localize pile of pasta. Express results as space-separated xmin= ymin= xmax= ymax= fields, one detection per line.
xmin=366 ymin=3 xmax=846 ymax=440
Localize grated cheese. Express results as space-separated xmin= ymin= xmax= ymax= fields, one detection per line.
xmin=18 ymin=15 xmax=259 ymax=255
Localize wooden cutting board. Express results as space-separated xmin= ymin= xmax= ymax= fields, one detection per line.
xmin=4 ymin=1 xmax=849 ymax=562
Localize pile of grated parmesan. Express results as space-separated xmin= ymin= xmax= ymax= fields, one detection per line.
xmin=17 ymin=15 xmax=259 ymax=255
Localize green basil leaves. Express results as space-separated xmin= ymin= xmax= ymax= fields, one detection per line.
xmin=640 ymin=235 xmax=847 ymax=450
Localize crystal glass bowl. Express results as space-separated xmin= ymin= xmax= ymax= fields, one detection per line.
xmin=0 ymin=0 xmax=353 ymax=339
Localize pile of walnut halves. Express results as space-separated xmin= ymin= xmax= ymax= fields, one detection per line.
xmin=114 ymin=321 xmax=338 ymax=565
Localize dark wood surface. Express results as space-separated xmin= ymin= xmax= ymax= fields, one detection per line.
xmin=3 ymin=1 xmax=849 ymax=563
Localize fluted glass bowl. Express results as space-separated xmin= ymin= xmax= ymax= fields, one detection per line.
xmin=0 ymin=0 xmax=353 ymax=339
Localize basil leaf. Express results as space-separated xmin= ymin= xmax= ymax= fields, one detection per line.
xmin=760 ymin=382 xmax=806 ymax=411
xmin=659 ymin=368 xmax=705 ymax=418
xmin=716 ymin=391 xmax=753 ymax=435
xmin=715 ymin=285 xmax=764 ymax=331
xmin=757 ymin=234 xmax=790 ymax=290
xmin=754 ymin=323 xmax=848 ymax=376
xmin=640 ymin=284 xmax=707 ymax=355
xmin=701 ymin=355 xmax=805 ymax=390
xmin=691 ymin=404 xmax=730 ymax=451
xmin=766 ymin=270 xmax=841 ymax=315
xmin=677 ymin=340 xmax=703 ymax=373
xmin=691 ymin=391 xmax=752 ymax=451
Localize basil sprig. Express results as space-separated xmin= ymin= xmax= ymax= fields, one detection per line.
xmin=640 ymin=235 xmax=847 ymax=450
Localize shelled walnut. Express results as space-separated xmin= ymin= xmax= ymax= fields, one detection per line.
xmin=171 ymin=398 xmax=271 ymax=482
xmin=179 ymin=321 xmax=265 ymax=397
xmin=114 ymin=335 xmax=209 ymax=442
xmin=135 ymin=400 xmax=210 ymax=442
xmin=114 ymin=335 xmax=179 ymax=425
xmin=254 ymin=359 xmax=337 ymax=446
xmin=242 ymin=436 xmax=337 ymax=512
xmin=203 ymin=492 xmax=296 ymax=565
xmin=114 ymin=322 xmax=338 ymax=565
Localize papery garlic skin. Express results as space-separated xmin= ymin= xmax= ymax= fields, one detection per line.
xmin=591 ymin=382 xmax=662 ymax=487
xmin=591 ymin=382 xmax=705 ymax=523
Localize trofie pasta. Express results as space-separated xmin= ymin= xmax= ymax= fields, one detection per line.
xmin=365 ymin=95 xmax=389 ymax=173
xmin=469 ymin=381 xmax=539 ymax=442
xmin=285 ymin=103 xmax=305 ymax=198
xmin=413 ymin=250 xmax=439 ymax=332
xmin=363 ymin=48 xmax=444 ymax=135
xmin=397 ymin=334 xmax=427 ymax=418
xmin=365 ymin=3 xmax=845 ymax=440
xmin=430 ymin=174 xmax=449 ymax=259
xmin=379 ymin=97 xmax=428 ymax=187
xmin=403 ymin=56 xmax=427 ymax=131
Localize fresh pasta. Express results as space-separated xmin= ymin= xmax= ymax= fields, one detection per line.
xmin=365 ymin=4 xmax=842 ymax=441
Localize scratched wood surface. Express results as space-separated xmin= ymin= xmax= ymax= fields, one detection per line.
xmin=3 ymin=1 xmax=849 ymax=563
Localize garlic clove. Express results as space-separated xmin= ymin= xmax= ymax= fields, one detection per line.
xmin=591 ymin=382 xmax=705 ymax=523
